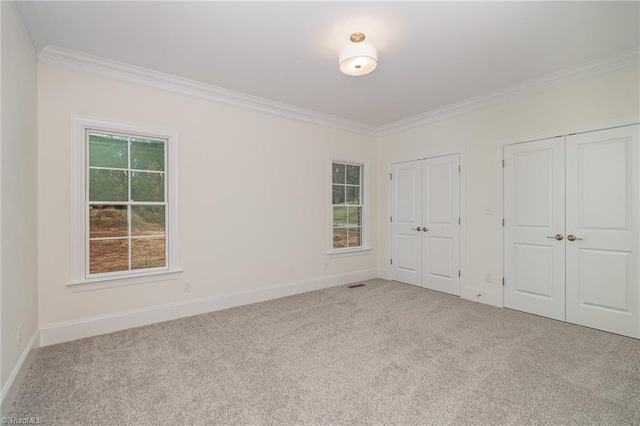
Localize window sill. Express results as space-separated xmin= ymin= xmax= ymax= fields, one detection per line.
xmin=68 ymin=269 xmax=183 ymax=292
xmin=327 ymin=248 xmax=372 ymax=258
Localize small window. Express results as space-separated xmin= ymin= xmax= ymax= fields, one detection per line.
xmin=332 ymin=162 xmax=364 ymax=250
xmin=71 ymin=117 xmax=181 ymax=289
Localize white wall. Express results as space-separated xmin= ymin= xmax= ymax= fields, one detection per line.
xmin=1 ymin=2 xmax=39 ymax=389
xmin=36 ymin=45 xmax=640 ymax=342
xmin=38 ymin=64 xmax=377 ymax=329
xmin=377 ymin=66 xmax=640 ymax=306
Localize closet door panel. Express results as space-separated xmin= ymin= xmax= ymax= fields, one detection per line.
xmin=566 ymin=125 xmax=639 ymax=338
xmin=504 ymin=138 xmax=565 ymax=321
xmin=422 ymin=154 xmax=460 ymax=295
xmin=391 ymin=161 xmax=422 ymax=286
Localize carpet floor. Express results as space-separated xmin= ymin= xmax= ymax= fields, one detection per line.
xmin=9 ymin=279 xmax=640 ymax=425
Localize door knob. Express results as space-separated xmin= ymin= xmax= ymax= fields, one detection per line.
xmin=414 ymin=226 xmax=421 ymax=231
xmin=567 ymin=234 xmax=583 ymax=241
xmin=422 ymin=227 xmax=429 ymax=232
xmin=546 ymin=234 xmax=564 ymax=241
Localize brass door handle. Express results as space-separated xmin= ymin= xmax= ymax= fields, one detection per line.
xmin=422 ymin=227 xmax=429 ymax=232
xmin=567 ymin=234 xmax=583 ymax=241
xmin=546 ymin=234 xmax=564 ymax=241
xmin=414 ymin=227 xmax=421 ymax=231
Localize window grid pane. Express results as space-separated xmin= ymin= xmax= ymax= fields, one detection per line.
xmin=130 ymin=139 xmax=165 ymax=171
xmin=89 ymin=169 xmax=128 ymax=201
xmin=332 ymin=163 xmax=346 ymax=184
xmin=89 ymin=133 xmax=128 ymax=169
xmin=131 ymin=237 xmax=166 ymax=270
xmin=90 ymin=205 xmax=128 ymax=238
xmin=89 ymin=239 xmax=129 ymax=274
xmin=331 ymin=162 xmax=363 ymax=249
xmin=87 ymin=131 xmax=168 ymax=276
xmin=346 ymin=165 xmax=361 ymax=185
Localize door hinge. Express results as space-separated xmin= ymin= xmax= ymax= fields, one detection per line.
xmin=458 ymin=217 xmax=461 ymax=225
xmin=390 ymin=216 xmax=393 ymax=222
xmin=390 ymin=258 xmax=393 ymax=265
xmin=389 ymin=173 xmax=393 ymax=180
xmin=458 ymin=270 xmax=461 ymax=277
xmin=502 ymin=218 xmax=505 ymax=227
xmin=502 ymin=159 xmax=505 ymax=168
xmin=458 ymin=165 xmax=461 ymax=173
xmin=502 ymin=277 xmax=505 ymax=286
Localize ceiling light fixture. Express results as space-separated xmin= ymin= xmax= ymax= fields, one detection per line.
xmin=339 ymin=32 xmax=378 ymax=77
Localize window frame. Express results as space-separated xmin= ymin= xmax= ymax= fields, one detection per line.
xmin=328 ymin=159 xmax=370 ymax=255
xmin=70 ymin=117 xmax=181 ymax=291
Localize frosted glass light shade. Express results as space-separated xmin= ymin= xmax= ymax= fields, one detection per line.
xmin=339 ymin=41 xmax=378 ymax=76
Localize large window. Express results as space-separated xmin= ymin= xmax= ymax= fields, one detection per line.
xmin=71 ymin=118 xmax=180 ymax=289
xmin=88 ymin=132 xmax=167 ymax=275
xmin=332 ymin=162 xmax=364 ymax=250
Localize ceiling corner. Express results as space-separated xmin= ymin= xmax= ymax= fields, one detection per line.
xmin=12 ymin=1 xmax=48 ymax=55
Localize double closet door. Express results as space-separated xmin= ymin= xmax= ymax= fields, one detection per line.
xmin=391 ymin=154 xmax=461 ymax=296
xmin=504 ymin=125 xmax=639 ymax=338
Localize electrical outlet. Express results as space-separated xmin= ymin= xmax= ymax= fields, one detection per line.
xmin=183 ymin=281 xmax=191 ymax=293
xmin=17 ymin=324 xmax=21 ymax=347
xmin=484 ymin=273 xmax=492 ymax=283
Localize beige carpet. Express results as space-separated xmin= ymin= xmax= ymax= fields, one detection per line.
xmin=9 ymin=279 xmax=640 ymax=425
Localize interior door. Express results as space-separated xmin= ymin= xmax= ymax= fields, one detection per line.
xmin=422 ymin=154 xmax=460 ymax=295
xmin=391 ymin=160 xmax=422 ymax=286
xmin=565 ymin=125 xmax=639 ymax=338
xmin=504 ymin=138 xmax=566 ymax=321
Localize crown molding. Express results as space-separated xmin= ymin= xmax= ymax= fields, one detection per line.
xmin=377 ymin=49 xmax=640 ymax=137
xmin=12 ymin=1 xmax=47 ymax=55
xmin=37 ymin=46 xmax=379 ymax=137
xmin=36 ymin=44 xmax=638 ymax=138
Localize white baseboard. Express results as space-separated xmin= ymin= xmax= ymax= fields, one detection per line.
xmin=0 ymin=328 xmax=40 ymax=417
xmin=40 ymin=268 xmax=378 ymax=347
xmin=376 ymin=268 xmax=390 ymax=280
xmin=377 ymin=269 xmax=503 ymax=308
xmin=378 ymin=269 xmax=503 ymax=308
xmin=461 ymin=286 xmax=503 ymax=307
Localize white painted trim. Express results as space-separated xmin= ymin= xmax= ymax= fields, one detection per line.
xmin=68 ymin=269 xmax=183 ymax=292
xmin=39 ymin=46 xmax=378 ymax=137
xmin=0 ymin=329 xmax=40 ymax=417
xmin=70 ymin=116 xmax=181 ymax=289
xmin=494 ymin=146 xmax=506 ymax=309
xmin=40 ymin=268 xmax=378 ymax=347
xmin=458 ymin=152 xmax=468 ymax=302
xmin=495 ymin=119 xmax=640 ymax=310
xmin=387 ymin=147 xmax=466 ymax=169
xmin=11 ymin=2 xmax=46 ymax=55
xmin=327 ymin=248 xmax=372 ymax=258
xmin=34 ymin=45 xmax=638 ymax=138
xmin=495 ymin=117 xmax=640 ymax=149
xmin=378 ymin=49 xmax=640 ymax=136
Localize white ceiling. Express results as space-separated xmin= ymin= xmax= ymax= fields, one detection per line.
xmin=26 ymin=1 xmax=640 ymax=127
